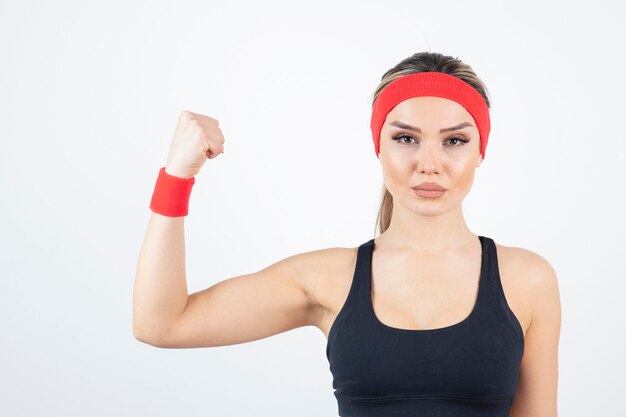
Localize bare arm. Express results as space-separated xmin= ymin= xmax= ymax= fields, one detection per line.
xmin=132 ymin=110 xmax=318 ymax=348
xmin=132 ymin=210 xmax=319 ymax=348
xmin=132 ymin=212 xmax=189 ymax=344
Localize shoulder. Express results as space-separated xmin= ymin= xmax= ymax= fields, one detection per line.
xmin=284 ymin=244 xmax=359 ymax=324
xmin=495 ymin=241 xmax=560 ymax=326
xmin=496 ymin=242 xmax=558 ymax=291
xmin=282 ymin=244 xmax=359 ymax=293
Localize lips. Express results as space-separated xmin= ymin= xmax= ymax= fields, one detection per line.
xmin=412 ymin=182 xmax=446 ymax=191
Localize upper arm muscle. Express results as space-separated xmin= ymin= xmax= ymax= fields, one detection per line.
xmin=154 ymin=251 xmax=319 ymax=348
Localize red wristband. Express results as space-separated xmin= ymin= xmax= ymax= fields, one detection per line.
xmin=149 ymin=167 xmax=196 ymax=217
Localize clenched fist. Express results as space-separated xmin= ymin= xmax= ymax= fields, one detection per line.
xmin=164 ymin=110 xmax=225 ymax=179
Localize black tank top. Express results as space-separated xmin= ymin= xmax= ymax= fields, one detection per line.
xmin=326 ymin=235 xmax=524 ymax=417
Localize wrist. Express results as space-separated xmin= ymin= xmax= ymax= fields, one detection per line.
xmin=149 ymin=167 xmax=195 ymax=217
xmin=164 ymin=166 xmax=194 ymax=180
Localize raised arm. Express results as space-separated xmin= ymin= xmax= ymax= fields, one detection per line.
xmin=132 ymin=111 xmax=320 ymax=348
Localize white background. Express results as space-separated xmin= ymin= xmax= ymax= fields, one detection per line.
xmin=1 ymin=0 xmax=625 ymax=416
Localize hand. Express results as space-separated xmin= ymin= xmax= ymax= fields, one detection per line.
xmin=164 ymin=110 xmax=225 ymax=179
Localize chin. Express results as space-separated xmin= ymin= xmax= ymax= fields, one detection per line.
xmin=406 ymin=195 xmax=459 ymax=216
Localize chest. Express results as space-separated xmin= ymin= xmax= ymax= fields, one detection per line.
xmin=315 ymin=243 xmax=530 ymax=341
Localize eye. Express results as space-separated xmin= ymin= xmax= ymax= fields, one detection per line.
xmin=446 ymin=136 xmax=470 ymax=146
xmin=391 ymin=134 xmax=416 ymax=145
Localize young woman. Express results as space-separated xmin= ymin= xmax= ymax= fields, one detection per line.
xmin=133 ymin=51 xmax=561 ymax=417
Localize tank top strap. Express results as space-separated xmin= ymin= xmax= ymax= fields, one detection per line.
xmin=480 ymin=235 xmax=525 ymax=344
xmin=353 ymin=237 xmax=376 ymax=301
xmin=325 ymin=238 xmax=376 ymax=360
xmin=357 ymin=237 xmax=376 ymax=295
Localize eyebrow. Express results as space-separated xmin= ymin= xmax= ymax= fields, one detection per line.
xmin=389 ymin=120 xmax=474 ymax=133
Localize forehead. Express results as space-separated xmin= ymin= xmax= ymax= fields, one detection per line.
xmin=385 ymin=96 xmax=473 ymax=124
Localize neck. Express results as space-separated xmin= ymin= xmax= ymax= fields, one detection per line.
xmin=378 ymin=203 xmax=476 ymax=254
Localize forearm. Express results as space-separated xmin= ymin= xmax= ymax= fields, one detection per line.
xmin=133 ymin=212 xmax=189 ymax=342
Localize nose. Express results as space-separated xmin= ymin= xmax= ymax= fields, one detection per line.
xmin=418 ymin=141 xmax=442 ymax=175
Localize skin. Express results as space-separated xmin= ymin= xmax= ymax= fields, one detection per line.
xmin=134 ymin=98 xmax=560 ymax=417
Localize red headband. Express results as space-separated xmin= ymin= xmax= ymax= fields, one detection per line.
xmin=370 ymin=71 xmax=490 ymax=159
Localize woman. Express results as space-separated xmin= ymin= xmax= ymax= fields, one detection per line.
xmin=133 ymin=51 xmax=561 ymax=417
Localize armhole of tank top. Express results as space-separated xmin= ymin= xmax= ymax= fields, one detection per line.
xmin=491 ymin=241 xmax=525 ymax=346
xmin=326 ymin=243 xmax=365 ymax=348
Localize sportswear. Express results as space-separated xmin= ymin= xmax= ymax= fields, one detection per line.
xmin=149 ymin=167 xmax=195 ymax=217
xmin=326 ymin=235 xmax=524 ymax=417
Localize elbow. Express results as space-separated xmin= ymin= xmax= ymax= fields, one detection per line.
xmin=132 ymin=320 xmax=173 ymax=348
xmin=132 ymin=326 xmax=154 ymax=346
xmin=132 ymin=321 xmax=156 ymax=346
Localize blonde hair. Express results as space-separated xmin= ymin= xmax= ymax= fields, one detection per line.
xmin=372 ymin=52 xmax=492 ymax=236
